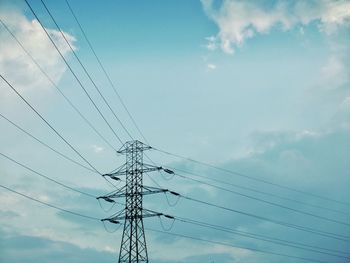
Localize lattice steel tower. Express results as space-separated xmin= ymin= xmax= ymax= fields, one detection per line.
xmin=98 ymin=140 xmax=174 ymax=262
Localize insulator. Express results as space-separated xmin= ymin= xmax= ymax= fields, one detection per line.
xmin=110 ymin=175 xmax=121 ymax=181
xmin=163 ymin=168 xmax=175 ymax=174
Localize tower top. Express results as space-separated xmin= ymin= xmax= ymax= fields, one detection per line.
xmin=116 ymin=140 xmax=152 ymax=154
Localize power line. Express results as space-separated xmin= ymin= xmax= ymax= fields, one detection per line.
xmin=64 ymin=0 xmax=149 ymax=144
xmin=155 ymin=148 xmax=350 ymax=207
xmin=40 ymin=0 xmax=134 ymax=142
xmin=174 ymin=216 xmax=350 ymax=259
xmin=1 ymin=174 xmax=346 ymax=261
xmin=1 ymin=14 xmax=135 ymax=192
xmin=0 ymin=18 xmax=118 ymax=152
xmin=62 ymin=0 xmax=173 ymax=202
xmin=144 ymin=154 xmax=165 ymax=188
xmin=170 ymin=171 xmax=350 ymax=227
xmin=1 ymin=177 xmax=342 ymax=262
xmin=7 ymin=2 xmax=347 ymax=261
xmin=0 ymin=152 xmax=96 ymax=198
xmin=167 ymin=166 xmax=350 ymax=216
xmin=146 ymin=228 xmax=328 ymax=263
xmin=0 ymin=184 xmax=99 ymax=221
xmin=0 ymin=112 xmax=96 ymax=174
xmin=102 ymin=165 xmax=350 ymax=242
xmin=179 ymin=194 xmax=350 ymax=243
xmin=0 ymin=74 xmax=101 ymax=175
xmin=62 ymin=0 xmax=173 ymax=197
xmin=61 ymin=0 xmax=171 ymax=196
xmin=23 ymin=0 xmax=123 ymax=145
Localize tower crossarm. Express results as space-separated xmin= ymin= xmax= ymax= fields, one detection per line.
xmin=96 ymin=185 xmax=126 ymax=201
xmin=102 ymin=208 xmax=165 ymax=223
xmin=141 ymin=185 xmax=169 ymax=196
xmin=97 ymin=186 xmax=168 ymax=201
xmin=102 ymin=164 xmax=126 ymax=180
xmin=103 ymin=165 xmax=162 ymax=178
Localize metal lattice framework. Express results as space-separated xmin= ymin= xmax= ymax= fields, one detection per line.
xmin=119 ymin=140 xmax=149 ymax=262
xmin=98 ymin=140 xmax=174 ymax=262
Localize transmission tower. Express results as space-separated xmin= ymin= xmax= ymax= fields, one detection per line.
xmin=98 ymin=140 xmax=175 ymax=262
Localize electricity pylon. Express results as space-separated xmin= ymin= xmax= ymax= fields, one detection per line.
xmin=98 ymin=140 xmax=175 ymax=262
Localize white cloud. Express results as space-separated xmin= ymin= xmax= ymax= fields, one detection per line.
xmin=331 ymin=96 xmax=350 ymax=129
xmin=91 ymin=144 xmax=104 ymax=153
xmin=321 ymin=55 xmax=348 ymax=90
xmin=202 ymin=55 xmax=217 ymax=72
xmin=205 ymin=35 xmax=218 ymax=51
xmin=0 ymin=8 xmax=76 ymax=96
xmin=37 ymin=194 xmax=51 ymax=202
xmin=202 ymin=0 xmax=350 ymax=54
xmin=207 ymin=63 xmax=217 ymax=70
xmin=341 ymin=96 xmax=350 ymax=107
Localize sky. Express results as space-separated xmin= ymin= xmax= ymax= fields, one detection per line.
xmin=0 ymin=0 xmax=350 ymax=262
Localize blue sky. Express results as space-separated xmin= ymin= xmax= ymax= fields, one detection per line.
xmin=0 ymin=0 xmax=350 ymax=262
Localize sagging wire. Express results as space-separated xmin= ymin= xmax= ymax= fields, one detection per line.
xmin=102 ymin=220 xmax=122 ymax=233
xmin=97 ymin=197 xmax=117 ymax=213
xmin=160 ymin=169 xmax=175 ymax=181
xmin=159 ymin=215 xmax=176 ymax=232
xmin=160 ymin=167 xmax=176 ymax=181
xmin=164 ymin=191 xmax=181 ymax=207
xmin=114 ymin=150 xmax=123 ymax=158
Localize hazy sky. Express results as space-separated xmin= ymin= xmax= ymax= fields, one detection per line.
xmin=1 ymin=0 xmax=350 ymax=262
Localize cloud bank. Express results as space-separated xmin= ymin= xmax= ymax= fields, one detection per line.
xmin=0 ymin=5 xmax=75 ymax=96
xmin=201 ymin=0 xmax=350 ymax=54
